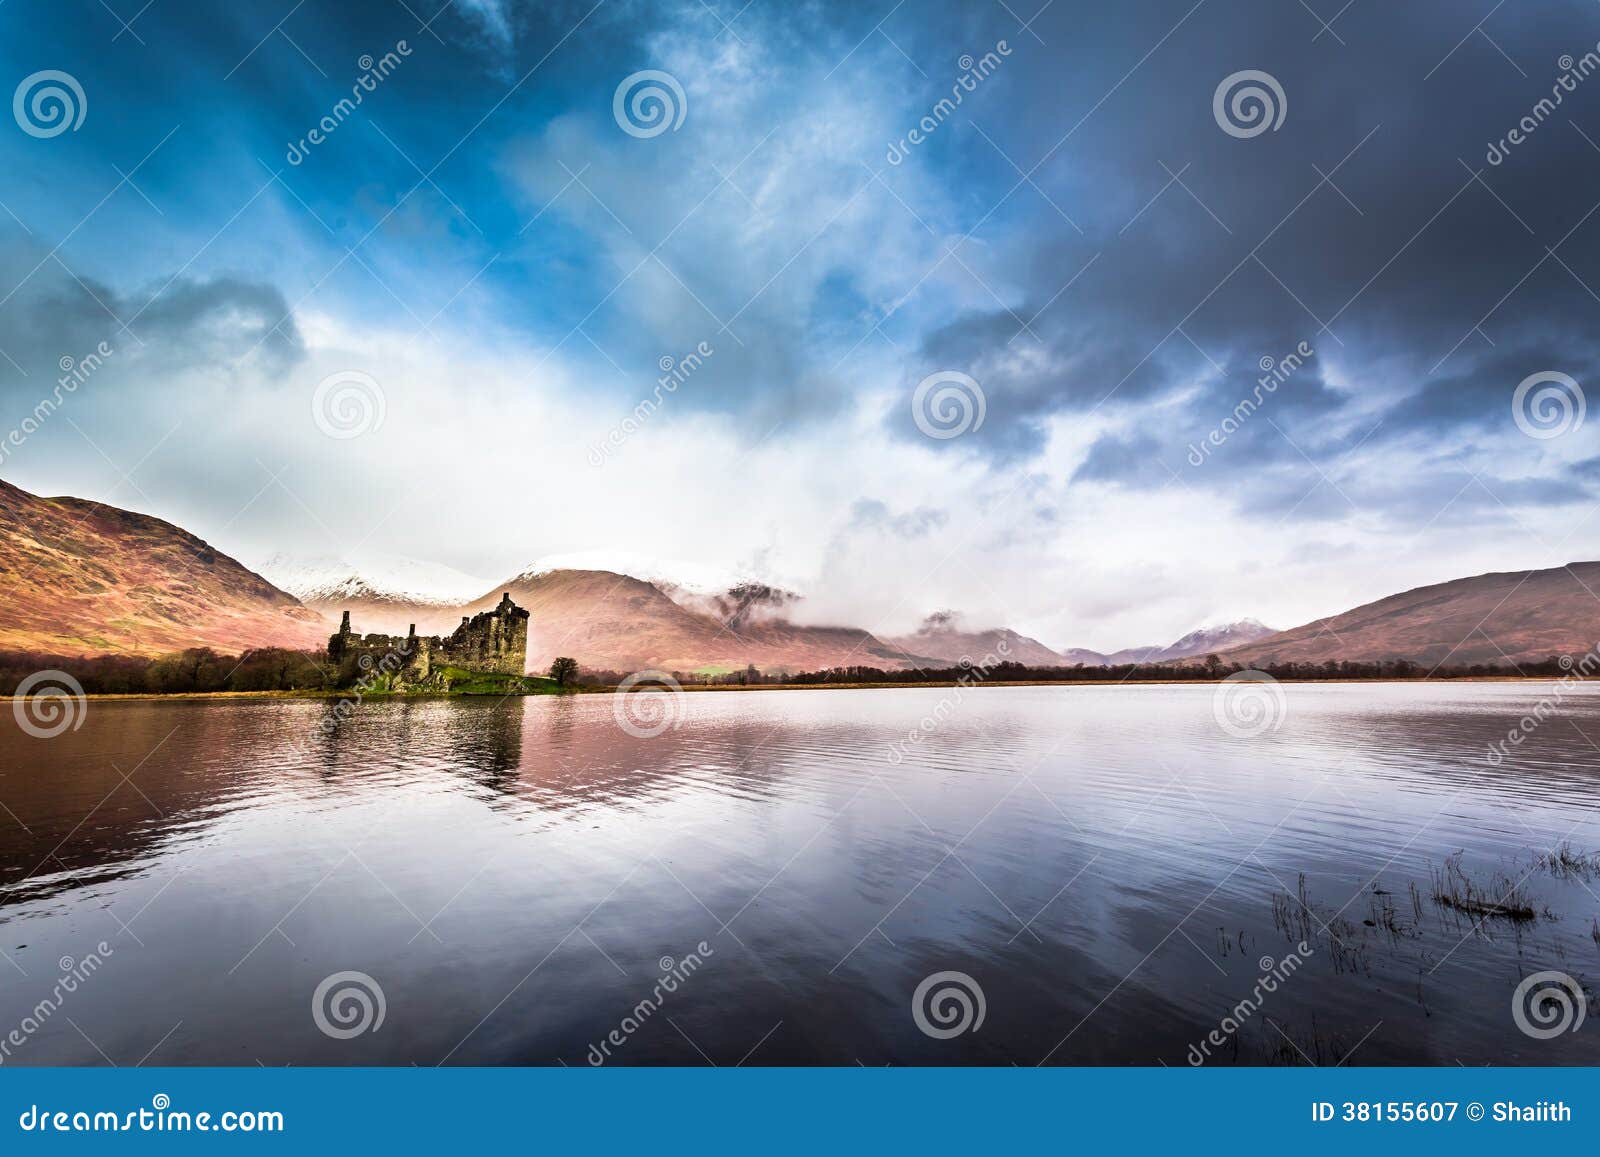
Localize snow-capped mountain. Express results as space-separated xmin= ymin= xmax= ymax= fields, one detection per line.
xmin=516 ymin=551 xmax=750 ymax=596
xmin=1099 ymin=618 xmax=1279 ymax=665
xmin=516 ymin=551 xmax=807 ymax=628
xmin=1160 ymin=618 xmax=1278 ymax=660
xmin=884 ymin=611 xmax=1068 ymax=667
xmin=257 ymin=553 xmax=492 ymax=608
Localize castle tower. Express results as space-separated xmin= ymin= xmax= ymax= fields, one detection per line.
xmin=494 ymin=593 xmax=530 ymax=675
xmin=329 ymin=609 xmax=355 ymax=661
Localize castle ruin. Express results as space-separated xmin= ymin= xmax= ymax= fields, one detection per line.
xmin=328 ymin=592 xmax=530 ymax=689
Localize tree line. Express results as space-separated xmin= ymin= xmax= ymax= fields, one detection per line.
xmin=564 ymin=654 xmax=1580 ymax=687
xmin=0 ymin=648 xmax=333 ymax=695
xmin=0 ymin=649 xmax=1582 ymax=697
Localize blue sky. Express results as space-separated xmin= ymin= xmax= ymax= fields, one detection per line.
xmin=2 ymin=0 xmax=1600 ymax=648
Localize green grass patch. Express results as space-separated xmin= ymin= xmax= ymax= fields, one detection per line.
xmin=436 ymin=668 xmax=568 ymax=696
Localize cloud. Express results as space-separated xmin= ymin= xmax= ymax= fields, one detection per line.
xmin=501 ymin=6 xmax=971 ymax=433
xmin=5 ymin=0 xmax=1600 ymax=653
xmin=455 ymin=0 xmax=515 ymax=47
xmin=0 ymin=234 xmax=303 ymax=395
xmin=847 ymin=498 xmax=949 ymax=540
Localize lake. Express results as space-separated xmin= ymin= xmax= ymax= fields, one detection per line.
xmin=1 ymin=682 xmax=1597 ymax=1066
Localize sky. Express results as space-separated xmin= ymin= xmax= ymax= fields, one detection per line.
xmin=2 ymin=0 xmax=1600 ymax=650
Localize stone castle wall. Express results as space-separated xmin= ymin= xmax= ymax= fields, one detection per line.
xmin=328 ymin=593 xmax=530 ymax=688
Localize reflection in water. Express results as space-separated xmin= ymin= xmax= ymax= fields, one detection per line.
xmin=1 ymin=683 xmax=1598 ymax=1066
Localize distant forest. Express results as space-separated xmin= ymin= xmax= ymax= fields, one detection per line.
xmin=0 ymin=648 xmax=1586 ymax=696
xmin=586 ymin=655 xmax=1581 ymax=687
xmin=0 ymin=648 xmax=336 ymax=695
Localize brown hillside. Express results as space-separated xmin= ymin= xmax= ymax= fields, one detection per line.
xmin=1218 ymin=564 xmax=1600 ymax=669
xmin=456 ymin=569 xmax=915 ymax=674
xmin=0 ymin=479 xmax=325 ymax=656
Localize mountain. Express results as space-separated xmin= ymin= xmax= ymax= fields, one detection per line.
xmin=1102 ymin=618 xmax=1279 ymax=665
xmin=1045 ymin=620 xmax=1278 ymax=667
xmin=0 ymin=479 xmax=325 ymax=656
xmin=1055 ymin=647 xmax=1113 ymax=666
xmin=12 ymin=478 xmax=1590 ymax=674
xmin=455 ymin=567 xmax=912 ymax=675
xmin=1161 ymin=618 xmax=1278 ymax=659
xmin=520 ymin=551 xmax=766 ymax=600
xmin=257 ymin=552 xmax=491 ymax=636
xmin=1215 ymin=565 xmax=1600 ymax=669
xmin=518 ymin=551 xmax=803 ymax=627
xmin=884 ymin=612 xmax=1068 ymax=667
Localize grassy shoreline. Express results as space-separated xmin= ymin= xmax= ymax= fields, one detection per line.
xmin=0 ymin=673 xmax=1574 ymax=703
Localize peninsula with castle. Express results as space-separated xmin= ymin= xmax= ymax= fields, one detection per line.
xmin=326 ymin=592 xmax=551 ymax=694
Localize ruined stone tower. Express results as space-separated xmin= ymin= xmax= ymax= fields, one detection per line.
xmin=439 ymin=592 xmax=530 ymax=676
xmin=327 ymin=593 xmax=530 ymax=688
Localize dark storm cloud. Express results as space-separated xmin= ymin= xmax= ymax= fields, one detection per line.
xmin=888 ymin=0 xmax=1600 ymax=522
xmin=1377 ymin=338 xmax=1600 ymax=440
xmin=1071 ymin=432 xmax=1166 ymax=486
xmin=3 ymin=0 xmax=1597 ymax=539
xmin=0 ymin=235 xmax=303 ymax=398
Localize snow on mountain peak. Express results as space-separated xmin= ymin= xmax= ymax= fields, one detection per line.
xmin=1190 ymin=616 xmax=1271 ymax=633
xmin=257 ymin=552 xmax=492 ymax=607
xmin=517 ymin=550 xmax=795 ymax=598
xmin=1160 ymin=618 xmax=1278 ymax=658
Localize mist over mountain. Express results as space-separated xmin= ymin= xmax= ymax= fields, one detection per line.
xmin=452 ymin=568 xmax=909 ymax=675
xmin=884 ymin=611 xmax=1071 ymax=668
xmin=1099 ymin=619 xmax=1280 ymax=666
xmin=8 ymin=481 xmax=1597 ymax=677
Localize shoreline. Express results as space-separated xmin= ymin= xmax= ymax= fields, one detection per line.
xmin=1 ymin=674 xmax=1578 ymax=703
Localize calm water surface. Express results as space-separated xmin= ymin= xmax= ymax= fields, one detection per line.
xmin=1 ymin=683 xmax=1598 ymax=1066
